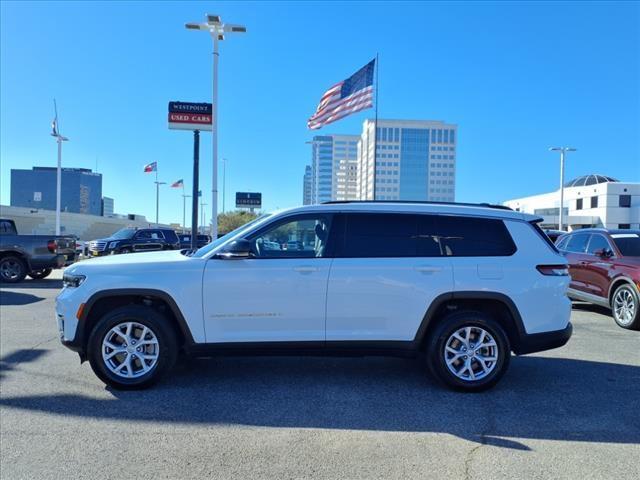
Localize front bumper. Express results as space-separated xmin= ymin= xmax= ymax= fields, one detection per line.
xmin=514 ymin=322 xmax=573 ymax=355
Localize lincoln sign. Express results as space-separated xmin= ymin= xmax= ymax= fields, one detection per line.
xmin=168 ymin=101 xmax=213 ymax=131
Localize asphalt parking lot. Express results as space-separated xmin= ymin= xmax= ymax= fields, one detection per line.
xmin=1 ymin=270 xmax=639 ymax=480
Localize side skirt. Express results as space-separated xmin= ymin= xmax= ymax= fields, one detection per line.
xmin=567 ymin=288 xmax=610 ymax=308
xmin=186 ymin=340 xmax=420 ymax=359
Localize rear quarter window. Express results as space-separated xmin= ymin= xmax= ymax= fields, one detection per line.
xmin=434 ymin=215 xmax=517 ymax=257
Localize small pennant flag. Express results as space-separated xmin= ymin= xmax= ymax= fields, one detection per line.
xmin=143 ymin=162 xmax=157 ymax=173
xmin=171 ymin=179 xmax=184 ymax=188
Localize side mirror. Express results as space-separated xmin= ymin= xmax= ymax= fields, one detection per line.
xmin=217 ymin=239 xmax=253 ymax=259
xmin=594 ymin=248 xmax=612 ymax=258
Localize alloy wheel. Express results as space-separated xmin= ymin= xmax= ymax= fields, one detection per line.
xmin=444 ymin=326 xmax=499 ymax=381
xmin=102 ymin=321 xmax=160 ymax=379
xmin=613 ymin=288 xmax=636 ymax=326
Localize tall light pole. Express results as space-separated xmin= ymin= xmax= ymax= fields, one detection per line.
xmin=154 ymin=170 xmax=166 ymax=226
xmin=200 ymin=201 xmax=207 ymax=235
xmin=222 ymin=157 xmax=227 ymax=213
xmin=50 ymin=100 xmax=68 ymax=236
xmin=186 ymin=14 xmax=246 ymax=240
xmin=182 ymin=187 xmax=191 ymax=233
xmin=550 ymin=147 xmax=577 ymax=231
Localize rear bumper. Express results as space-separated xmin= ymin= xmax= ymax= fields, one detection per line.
xmin=514 ymin=322 xmax=573 ymax=355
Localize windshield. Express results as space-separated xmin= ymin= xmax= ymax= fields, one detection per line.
xmin=191 ymin=214 xmax=272 ymax=258
xmin=110 ymin=228 xmax=136 ymax=240
xmin=612 ymin=233 xmax=640 ymax=256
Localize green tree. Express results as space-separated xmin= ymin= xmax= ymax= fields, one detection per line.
xmin=217 ymin=210 xmax=258 ymax=235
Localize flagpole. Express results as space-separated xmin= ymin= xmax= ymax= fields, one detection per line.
xmin=182 ymin=184 xmax=186 ymax=232
xmin=155 ymin=169 xmax=159 ymax=226
xmin=373 ymin=53 xmax=379 ymax=201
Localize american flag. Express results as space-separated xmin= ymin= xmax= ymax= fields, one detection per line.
xmin=143 ymin=161 xmax=157 ymax=173
xmin=307 ymin=59 xmax=375 ymax=130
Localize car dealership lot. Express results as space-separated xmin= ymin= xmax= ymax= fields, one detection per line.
xmin=1 ymin=271 xmax=639 ymax=480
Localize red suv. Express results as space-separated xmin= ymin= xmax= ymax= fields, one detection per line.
xmin=556 ymin=229 xmax=640 ymax=330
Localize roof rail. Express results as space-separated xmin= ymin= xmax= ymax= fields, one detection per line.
xmin=321 ymin=200 xmax=513 ymax=211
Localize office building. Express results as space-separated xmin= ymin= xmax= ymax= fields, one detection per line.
xmin=302 ymin=166 xmax=313 ymax=205
xmin=102 ymin=196 xmax=115 ymax=216
xmin=10 ymin=167 xmax=103 ymax=216
xmin=309 ymin=134 xmax=359 ymax=203
xmin=357 ymin=119 xmax=457 ymax=201
xmin=504 ymin=174 xmax=640 ymax=230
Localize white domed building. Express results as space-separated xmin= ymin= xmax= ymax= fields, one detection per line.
xmin=504 ymin=174 xmax=639 ymax=231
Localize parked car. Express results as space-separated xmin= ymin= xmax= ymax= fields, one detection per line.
xmin=556 ymin=229 xmax=640 ymax=330
xmin=178 ymin=234 xmax=212 ymax=249
xmin=0 ymin=218 xmax=76 ymax=283
xmin=88 ymin=227 xmax=180 ymax=256
xmin=57 ymin=202 xmax=572 ymax=391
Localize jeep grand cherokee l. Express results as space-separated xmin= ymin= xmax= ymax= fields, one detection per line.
xmin=56 ymin=202 xmax=572 ymax=391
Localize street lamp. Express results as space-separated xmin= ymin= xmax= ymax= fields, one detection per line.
xmin=549 ymin=147 xmax=577 ymax=231
xmin=185 ymin=14 xmax=246 ymax=239
xmin=50 ymin=100 xmax=68 ymax=236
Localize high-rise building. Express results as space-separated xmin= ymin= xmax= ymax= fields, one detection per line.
xmin=308 ymin=134 xmax=359 ymax=203
xmin=357 ymin=119 xmax=457 ymax=201
xmin=101 ymin=196 xmax=115 ymax=216
xmin=302 ymin=166 xmax=313 ymax=205
xmin=10 ymin=167 xmax=103 ymax=216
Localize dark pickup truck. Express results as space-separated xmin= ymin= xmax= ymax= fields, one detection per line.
xmin=0 ymin=218 xmax=76 ymax=283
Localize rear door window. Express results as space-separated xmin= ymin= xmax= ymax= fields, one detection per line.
xmin=566 ymin=233 xmax=590 ymax=253
xmin=337 ymin=213 xmax=420 ymax=258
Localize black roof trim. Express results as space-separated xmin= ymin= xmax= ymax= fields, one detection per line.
xmin=321 ymin=200 xmax=513 ymax=211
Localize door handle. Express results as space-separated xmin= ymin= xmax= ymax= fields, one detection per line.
xmin=293 ymin=266 xmax=318 ymax=273
xmin=415 ymin=265 xmax=442 ymax=274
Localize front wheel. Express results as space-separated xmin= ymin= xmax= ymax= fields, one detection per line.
xmin=426 ymin=311 xmax=511 ymax=392
xmin=28 ymin=268 xmax=53 ymax=280
xmin=611 ymin=284 xmax=640 ymax=330
xmin=87 ymin=305 xmax=178 ymax=389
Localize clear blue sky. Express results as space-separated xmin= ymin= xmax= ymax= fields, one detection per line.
xmin=1 ymin=1 xmax=639 ymax=225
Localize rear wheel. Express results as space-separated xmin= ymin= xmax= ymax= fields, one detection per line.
xmin=119 ymin=247 xmax=132 ymax=254
xmin=611 ymin=284 xmax=640 ymax=330
xmin=28 ymin=268 xmax=53 ymax=280
xmin=87 ymin=305 xmax=178 ymax=389
xmin=427 ymin=311 xmax=510 ymax=392
xmin=0 ymin=256 xmax=27 ymax=283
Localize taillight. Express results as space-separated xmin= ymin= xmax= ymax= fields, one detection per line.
xmin=47 ymin=240 xmax=57 ymax=253
xmin=537 ymin=264 xmax=569 ymax=276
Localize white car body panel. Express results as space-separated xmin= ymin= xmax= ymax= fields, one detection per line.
xmin=326 ymin=257 xmax=453 ymax=341
xmin=202 ymin=258 xmax=332 ymax=342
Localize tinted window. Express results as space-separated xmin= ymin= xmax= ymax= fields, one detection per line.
xmin=566 ymin=233 xmax=589 ymax=253
xmin=162 ymin=230 xmax=179 ymax=242
xmin=612 ymin=234 xmax=640 ymax=256
xmin=576 ymin=198 xmax=583 ymax=210
xmin=339 ymin=213 xmax=419 ymax=258
xmin=591 ymin=196 xmax=598 ymax=208
xmin=556 ymin=235 xmax=569 ymax=250
xmin=619 ymin=195 xmax=631 ymax=208
xmin=586 ymin=235 xmax=610 ymax=255
xmin=0 ymin=220 xmax=17 ymax=234
xmin=434 ymin=216 xmax=516 ymax=257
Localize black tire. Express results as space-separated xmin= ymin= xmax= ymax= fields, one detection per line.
xmin=119 ymin=247 xmax=132 ymax=254
xmin=87 ymin=305 xmax=178 ymax=389
xmin=426 ymin=311 xmax=511 ymax=392
xmin=611 ymin=284 xmax=640 ymax=331
xmin=0 ymin=255 xmax=28 ymax=283
xmin=27 ymin=268 xmax=53 ymax=280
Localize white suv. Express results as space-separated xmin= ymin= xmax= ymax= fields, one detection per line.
xmin=56 ymin=202 xmax=572 ymax=391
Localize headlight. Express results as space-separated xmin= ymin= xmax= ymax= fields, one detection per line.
xmin=108 ymin=241 xmax=119 ymax=249
xmin=63 ymin=274 xmax=86 ymax=288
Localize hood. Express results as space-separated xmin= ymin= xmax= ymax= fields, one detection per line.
xmin=65 ymin=250 xmax=190 ymax=274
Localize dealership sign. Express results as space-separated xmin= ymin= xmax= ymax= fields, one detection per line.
xmin=236 ymin=192 xmax=262 ymax=209
xmin=168 ymin=102 xmax=213 ymax=131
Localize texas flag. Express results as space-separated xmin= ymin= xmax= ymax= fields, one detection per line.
xmin=171 ymin=179 xmax=184 ymax=188
xmin=143 ymin=162 xmax=157 ymax=173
